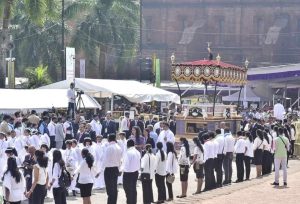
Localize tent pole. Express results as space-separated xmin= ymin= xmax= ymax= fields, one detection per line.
xmin=110 ymin=94 xmax=114 ymax=111
xmin=237 ymin=85 xmax=243 ymax=114
xmin=174 ymin=79 xmax=182 ymax=103
xmin=213 ymin=82 xmax=217 ymax=116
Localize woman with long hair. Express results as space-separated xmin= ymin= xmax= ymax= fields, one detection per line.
xmin=141 ymin=144 xmax=156 ymax=204
xmin=154 ymin=142 xmax=167 ymax=203
xmin=2 ymin=157 xmax=25 ymax=204
xmin=290 ymin=124 xmax=296 ymax=158
xmin=244 ymin=132 xmax=253 ymax=180
xmin=25 ymin=149 xmax=49 ymax=204
xmin=49 ymin=150 xmax=67 ymax=204
xmin=165 ymin=142 xmax=178 ymax=201
xmin=177 ymin=137 xmax=190 ymax=198
xmin=130 ymin=126 xmax=146 ymax=152
xmin=191 ymin=137 xmax=204 ymax=194
xmin=143 ymin=128 xmax=155 ymax=150
xmin=74 ymin=148 xmax=96 ymax=204
xmin=253 ymin=129 xmax=266 ymax=177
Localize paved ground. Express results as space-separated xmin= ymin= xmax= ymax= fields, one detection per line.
xmin=2 ymin=158 xmax=299 ymax=204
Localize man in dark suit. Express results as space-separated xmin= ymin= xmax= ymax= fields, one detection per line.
xmin=145 ymin=114 xmax=156 ymax=127
xmin=85 ymin=123 xmax=96 ymax=142
xmin=76 ymin=124 xmax=89 ymax=143
xmin=101 ymin=112 xmax=116 ymax=138
xmin=129 ymin=114 xmax=144 ymax=134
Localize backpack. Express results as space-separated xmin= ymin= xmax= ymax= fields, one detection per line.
xmin=58 ymin=166 xmax=71 ymax=188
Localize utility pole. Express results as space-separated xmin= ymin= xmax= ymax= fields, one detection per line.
xmin=139 ymin=0 xmax=143 ymax=81
xmin=61 ymin=0 xmax=65 ymax=80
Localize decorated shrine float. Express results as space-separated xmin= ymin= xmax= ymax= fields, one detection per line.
xmin=171 ymin=52 xmax=248 ymax=138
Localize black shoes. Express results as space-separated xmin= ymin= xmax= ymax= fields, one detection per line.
xmin=271 ymin=182 xmax=279 ymax=186
xmin=284 ymin=182 xmax=287 ymax=186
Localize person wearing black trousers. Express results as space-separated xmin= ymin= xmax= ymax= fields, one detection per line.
xmin=165 ymin=142 xmax=177 ymax=201
xmin=154 ymin=142 xmax=167 ymax=203
xmin=234 ymin=131 xmax=246 ymax=182
xmin=203 ymin=132 xmax=216 ymax=191
xmin=214 ymin=129 xmax=225 ymax=187
xmin=244 ymin=132 xmax=253 ymax=180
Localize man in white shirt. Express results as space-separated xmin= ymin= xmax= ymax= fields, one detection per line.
xmin=120 ymin=112 xmax=130 ymax=139
xmin=223 ymin=128 xmax=235 ymax=185
xmin=101 ymin=134 xmax=122 ymax=204
xmin=90 ymin=115 xmax=102 ymax=137
xmin=157 ymin=122 xmax=175 ymax=152
xmin=67 ymin=83 xmax=76 ymax=119
xmin=203 ymin=132 xmax=216 ymax=191
xmin=47 ymin=116 xmax=57 ymax=149
xmin=214 ymin=129 xmax=225 ymax=187
xmin=121 ymin=139 xmax=141 ymax=204
xmin=234 ymin=131 xmax=246 ymax=182
xmin=273 ymin=99 xmax=285 ymax=121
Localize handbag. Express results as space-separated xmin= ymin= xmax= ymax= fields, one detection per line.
xmin=140 ymin=154 xmax=151 ymax=182
xmin=166 ymin=154 xmax=175 ymax=184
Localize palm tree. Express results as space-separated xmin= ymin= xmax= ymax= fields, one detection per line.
xmin=24 ymin=64 xmax=52 ymax=88
xmin=70 ymin=0 xmax=140 ymax=78
xmin=0 ymin=0 xmax=59 ymax=88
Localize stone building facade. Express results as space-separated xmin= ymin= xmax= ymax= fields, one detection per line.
xmin=142 ymin=0 xmax=300 ymax=80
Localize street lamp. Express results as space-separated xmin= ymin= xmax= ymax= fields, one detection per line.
xmin=245 ymin=58 xmax=249 ymax=69
xmin=170 ymin=53 xmax=175 ymax=64
xmin=216 ymin=53 xmax=221 ymax=65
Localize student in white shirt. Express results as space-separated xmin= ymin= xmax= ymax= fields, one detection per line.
xmin=120 ymin=112 xmax=130 ymax=139
xmin=165 ymin=142 xmax=178 ymax=202
xmin=47 ymin=117 xmax=57 ymax=149
xmin=290 ymin=124 xmax=296 ymax=157
xmin=234 ymin=131 xmax=246 ymax=182
xmin=223 ymin=129 xmax=235 ymax=184
xmin=2 ymin=157 xmax=25 ymax=204
xmin=74 ymin=148 xmax=97 ymax=204
xmin=191 ymin=137 xmax=204 ymax=194
xmin=154 ymin=142 xmax=167 ymax=203
xmin=177 ymin=137 xmax=190 ymax=198
xmin=93 ymin=136 xmax=106 ymax=190
xmin=262 ymin=130 xmax=272 ymax=175
xmin=203 ymin=132 xmax=216 ymax=191
xmin=67 ymin=83 xmax=76 ymax=118
xmin=214 ymin=129 xmax=225 ymax=187
xmin=253 ymin=129 xmax=266 ymax=177
xmin=25 ymin=149 xmax=49 ymax=204
xmin=101 ymin=134 xmax=122 ymax=204
xmin=244 ymin=132 xmax=253 ymax=180
xmin=121 ymin=139 xmax=141 ymax=204
xmin=141 ymin=144 xmax=156 ymax=204
xmin=49 ymin=150 xmax=67 ymax=204
xmin=0 ymin=132 xmax=8 ymax=178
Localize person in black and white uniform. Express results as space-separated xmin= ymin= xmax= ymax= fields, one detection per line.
xmin=154 ymin=142 xmax=167 ymax=203
xmin=203 ymin=132 xmax=216 ymax=191
xmin=214 ymin=129 xmax=225 ymax=187
xmin=253 ymin=129 xmax=267 ymax=177
xmin=244 ymin=132 xmax=253 ymax=180
xmin=177 ymin=137 xmax=190 ymax=198
xmin=234 ymin=131 xmax=246 ymax=183
xmin=191 ymin=137 xmax=204 ymax=194
xmin=165 ymin=142 xmax=178 ymax=202
xmin=49 ymin=150 xmax=67 ymax=204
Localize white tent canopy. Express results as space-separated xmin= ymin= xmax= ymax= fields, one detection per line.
xmin=222 ymin=86 xmax=261 ymax=102
xmin=0 ymin=89 xmax=101 ymax=113
xmin=39 ymin=78 xmax=181 ymax=104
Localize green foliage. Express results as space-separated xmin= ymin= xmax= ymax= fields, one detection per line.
xmin=24 ymin=65 xmax=52 ymax=88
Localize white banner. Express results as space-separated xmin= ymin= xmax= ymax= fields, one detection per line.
xmin=79 ymin=59 xmax=85 ymax=78
xmin=66 ymin=47 xmax=75 ymax=80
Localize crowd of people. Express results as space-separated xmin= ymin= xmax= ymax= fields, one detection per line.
xmin=0 ymin=104 xmax=296 ymax=204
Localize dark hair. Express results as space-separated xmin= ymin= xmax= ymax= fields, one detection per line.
xmin=52 ymin=150 xmax=65 ymax=171
xmin=283 ymin=128 xmax=290 ymax=140
xmin=193 ymin=137 xmax=204 ymax=153
xmin=208 ymin=131 xmax=215 ymax=139
xmin=245 ymin=132 xmax=253 ymax=142
xmin=145 ymin=144 xmax=152 ymax=154
xmin=166 ymin=142 xmax=177 ymax=158
xmin=215 ymin=129 xmax=222 ymax=135
xmin=291 ymin=124 xmax=296 ymax=136
xmin=237 ymin=131 xmax=243 ymax=136
xmin=156 ymin=142 xmax=165 ymax=162
xmin=143 ymin=128 xmax=150 ymax=136
xmin=127 ymin=139 xmax=135 ymax=148
xmin=35 ymin=150 xmax=48 ymax=168
xmin=256 ymin=129 xmax=264 ymax=141
xmin=180 ymin=137 xmax=190 ymax=157
xmin=108 ymin=134 xmax=116 ymax=142
xmin=132 ymin=126 xmax=142 ymax=140
xmin=14 ymin=121 xmax=22 ymax=129
xmin=3 ymin=157 xmax=21 ymax=183
xmin=72 ymin=139 xmax=78 ymax=145
xmin=81 ymin=148 xmax=94 ymax=169
xmin=263 ymin=131 xmax=269 ymax=144
xmin=278 ymin=127 xmax=284 ymax=135
xmin=14 ymin=111 xmax=20 ymax=117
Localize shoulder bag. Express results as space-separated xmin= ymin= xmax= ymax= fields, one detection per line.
xmin=166 ymin=153 xmax=175 ymax=184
